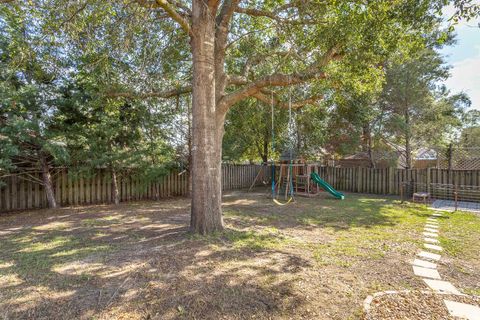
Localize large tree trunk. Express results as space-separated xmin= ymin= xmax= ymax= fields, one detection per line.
xmin=39 ymin=154 xmax=57 ymax=208
xmin=111 ymin=167 xmax=120 ymax=205
xmin=189 ymin=1 xmax=224 ymax=234
xmin=187 ymin=95 xmax=193 ymax=198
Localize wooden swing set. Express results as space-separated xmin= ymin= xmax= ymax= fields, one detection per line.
xmin=248 ymin=161 xmax=321 ymax=200
xmin=247 ymin=81 xmax=321 ymax=204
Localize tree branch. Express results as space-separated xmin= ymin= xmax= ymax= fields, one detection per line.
xmin=240 ymin=50 xmax=301 ymax=79
xmin=208 ymin=0 xmax=221 ymax=10
xmin=106 ymin=86 xmax=192 ymax=99
xmin=171 ymin=0 xmax=192 ymax=15
xmin=226 ymin=74 xmax=248 ymax=86
xmin=214 ymin=0 xmax=241 ymax=103
xmin=136 ymin=0 xmax=192 ymax=35
xmin=234 ymin=6 xmax=320 ymax=25
xmin=218 ymin=71 xmax=326 ymax=115
xmin=252 ymin=91 xmax=323 ymax=110
xmin=226 ymin=26 xmax=272 ymax=49
xmin=216 ymin=0 xmax=241 ymax=27
xmin=58 ymin=2 xmax=89 ymax=29
xmin=155 ymin=0 xmax=191 ymax=35
xmin=217 ymin=45 xmax=341 ymax=114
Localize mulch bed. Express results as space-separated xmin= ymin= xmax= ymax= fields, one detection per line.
xmin=364 ymin=290 xmax=480 ymax=320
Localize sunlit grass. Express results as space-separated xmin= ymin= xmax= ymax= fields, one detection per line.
xmin=223 ymin=194 xmax=431 ymax=268
xmin=223 ymin=227 xmax=293 ymax=250
xmin=436 ymin=210 xmax=480 ymax=295
xmin=19 ymin=236 xmax=74 ymax=253
xmin=439 ymin=210 xmax=480 ymax=259
xmin=193 ymin=226 xmax=295 ymax=251
xmin=0 ymin=230 xmax=114 ymax=282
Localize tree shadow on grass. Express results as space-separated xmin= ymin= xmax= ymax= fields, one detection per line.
xmin=0 ymin=201 xmax=310 ymax=319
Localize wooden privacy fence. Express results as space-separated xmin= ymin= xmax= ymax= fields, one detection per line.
xmin=0 ymin=164 xmax=265 ymax=212
xmin=2 ymin=165 xmax=480 ymax=212
xmin=315 ymin=167 xmax=480 ymax=195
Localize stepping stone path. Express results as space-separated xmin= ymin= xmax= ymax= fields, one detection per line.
xmin=424 ymin=243 xmax=443 ymax=251
xmin=424 ymin=237 xmax=439 ymax=244
xmin=413 ymin=265 xmax=441 ymax=279
xmin=412 ymin=258 xmax=437 ymax=269
xmin=418 ymin=250 xmax=441 ymax=261
xmin=410 ymin=211 xmax=480 ymax=319
xmin=423 ymin=279 xmax=462 ymax=295
xmin=423 ymin=231 xmax=439 ymax=237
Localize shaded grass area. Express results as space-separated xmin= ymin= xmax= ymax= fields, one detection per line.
xmin=0 ymin=192 xmax=474 ymax=319
xmin=437 ymin=209 xmax=480 ymax=296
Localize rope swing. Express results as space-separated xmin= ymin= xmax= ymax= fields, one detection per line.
xmin=271 ymin=78 xmax=295 ymax=206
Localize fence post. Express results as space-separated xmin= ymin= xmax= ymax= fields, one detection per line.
xmin=448 ymin=143 xmax=453 ymax=170
xmin=388 ymin=167 xmax=394 ymax=194
xmin=400 ymin=182 xmax=404 ymax=203
xmin=454 ymin=184 xmax=458 ymax=211
xmin=426 ymin=167 xmax=431 ymax=195
xmin=357 ymin=168 xmax=362 ymax=193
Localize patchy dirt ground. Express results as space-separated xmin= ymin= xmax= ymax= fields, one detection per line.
xmin=0 ymin=191 xmax=478 ymax=319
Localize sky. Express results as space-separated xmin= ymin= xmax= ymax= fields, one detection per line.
xmin=440 ymin=6 xmax=480 ymax=110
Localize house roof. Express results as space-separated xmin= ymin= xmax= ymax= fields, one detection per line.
xmin=343 ymin=152 xmax=370 ymax=160
xmin=415 ymin=148 xmax=437 ymax=160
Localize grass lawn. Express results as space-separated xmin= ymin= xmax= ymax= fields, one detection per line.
xmin=0 ymin=191 xmax=478 ymax=319
xmin=437 ymin=209 xmax=480 ymax=297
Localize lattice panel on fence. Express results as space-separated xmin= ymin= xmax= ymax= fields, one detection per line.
xmin=436 ymin=147 xmax=480 ymax=170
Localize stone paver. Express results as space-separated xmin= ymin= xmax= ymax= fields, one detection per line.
xmin=413 ymin=265 xmax=441 ymax=279
xmin=424 ymin=243 xmax=443 ymax=251
xmin=418 ymin=251 xmax=441 ymax=261
xmin=424 ymin=227 xmax=439 ymax=233
xmin=424 ymin=232 xmax=439 ymax=237
xmin=423 ymin=279 xmax=462 ymax=294
xmin=412 ymin=258 xmax=437 ymax=269
xmin=424 ymin=237 xmax=439 ymax=244
xmin=432 ymin=213 xmax=443 ymax=217
xmin=425 ymin=224 xmax=439 ymax=228
xmin=444 ymin=300 xmax=480 ymax=320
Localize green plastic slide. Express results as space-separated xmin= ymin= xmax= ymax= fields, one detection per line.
xmin=310 ymin=172 xmax=345 ymax=200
